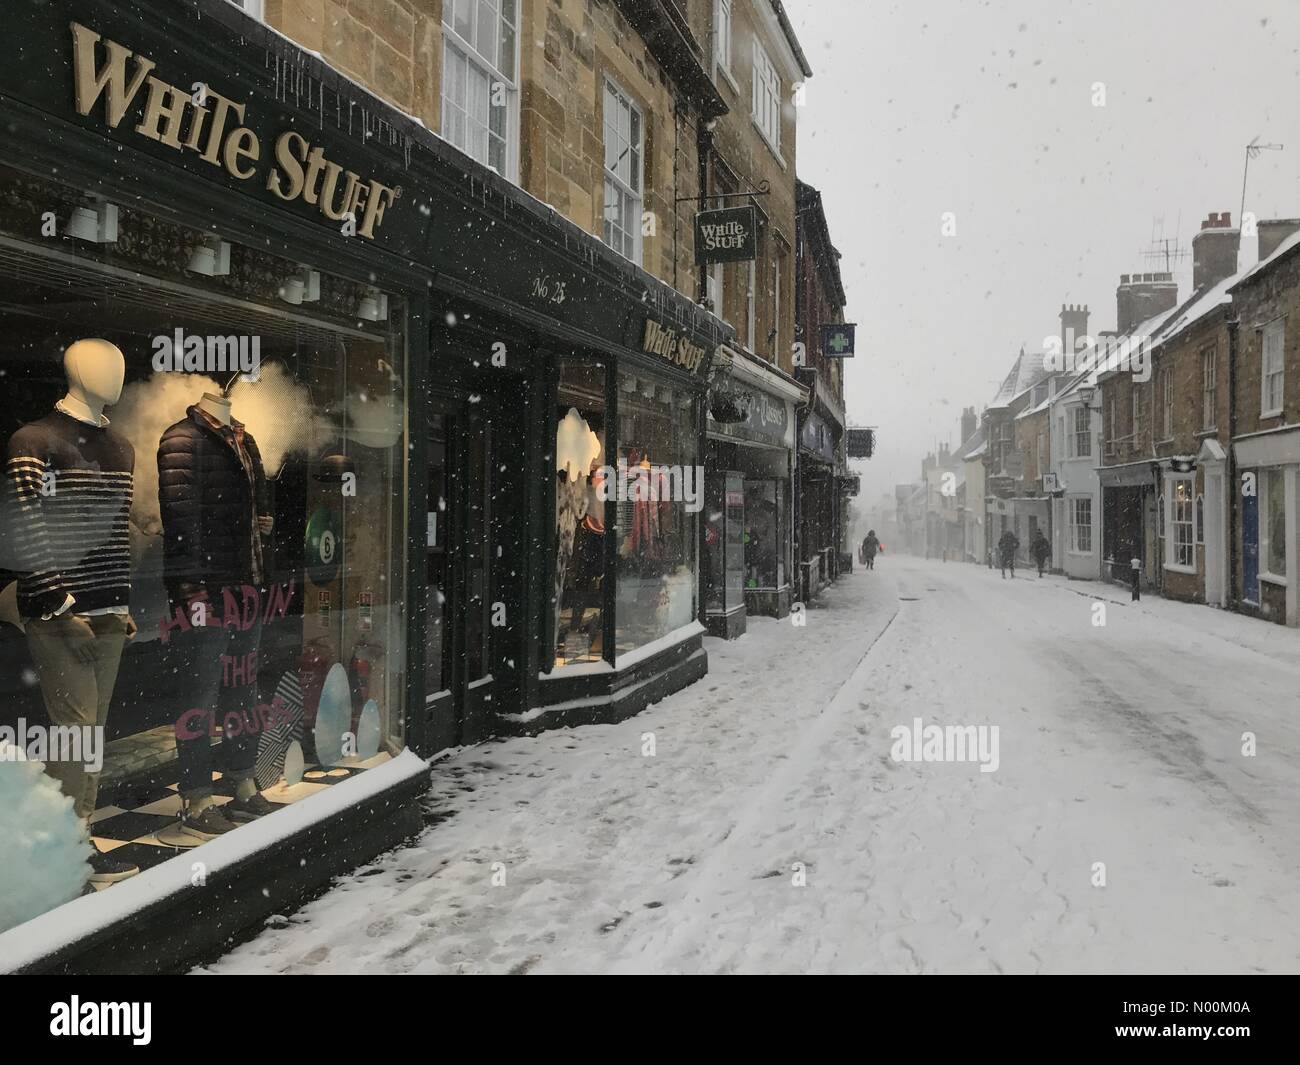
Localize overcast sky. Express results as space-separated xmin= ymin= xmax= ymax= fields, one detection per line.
xmin=788 ymin=0 xmax=1300 ymax=509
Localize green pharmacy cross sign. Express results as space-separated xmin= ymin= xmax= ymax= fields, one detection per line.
xmin=822 ymin=323 xmax=856 ymax=358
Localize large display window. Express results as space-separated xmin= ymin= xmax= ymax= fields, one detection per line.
xmin=614 ymin=368 xmax=698 ymax=654
xmin=553 ymin=359 xmax=700 ymax=669
xmin=0 ymin=165 xmax=408 ymax=924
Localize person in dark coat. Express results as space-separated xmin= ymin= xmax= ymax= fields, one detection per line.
xmin=861 ymin=530 xmax=880 ymax=570
xmin=1030 ymin=528 xmax=1051 ymax=577
xmin=997 ymin=529 xmax=1019 ymax=579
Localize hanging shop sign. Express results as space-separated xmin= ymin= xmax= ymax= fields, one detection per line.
xmin=67 ymin=23 xmax=400 ymax=240
xmin=708 ymin=380 xmax=791 ymax=448
xmin=800 ymin=410 xmax=837 ymax=464
xmin=642 ymin=319 xmax=710 ymax=374
xmin=821 ymin=323 xmax=857 ymax=358
xmin=838 ymin=475 xmax=861 ymax=496
xmin=846 ymin=427 xmax=875 ymax=458
xmin=694 ymin=205 xmax=757 ymax=265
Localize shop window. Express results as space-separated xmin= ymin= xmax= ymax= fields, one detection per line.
xmin=1167 ymin=476 xmax=1195 ymax=569
xmin=1262 ymin=467 xmax=1287 ymax=580
xmin=703 ymin=471 xmax=744 ymax=614
xmin=554 ymin=361 xmax=607 ymax=667
xmin=441 ymin=0 xmax=519 ymax=180
xmin=0 ymin=166 xmax=407 ymax=914
xmin=1069 ymin=496 xmax=1092 ymax=554
xmin=615 ymin=369 xmax=699 ymax=655
xmin=602 ymin=79 xmax=643 ymax=265
xmin=744 ymin=479 xmax=784 ymax=588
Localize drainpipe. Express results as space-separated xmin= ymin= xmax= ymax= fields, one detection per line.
xmin=696 ymin=119 xmax=712 ymax=305
xmin=1227 ymin=312 xmax=1240 ymax=610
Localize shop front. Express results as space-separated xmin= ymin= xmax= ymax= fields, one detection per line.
xmin=0 ymin=0 xmax=440 ymax=972
xmin=0 ymin=0 xmax=732 ymax=972
xmin=701 ymin=347 xmax=804 ymax=638
xmin=795 ymin=405 xmax=842 ymax=600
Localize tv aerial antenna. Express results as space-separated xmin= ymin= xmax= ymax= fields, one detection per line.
xmin=1140 ymin=215 xmax=1189 ymax=275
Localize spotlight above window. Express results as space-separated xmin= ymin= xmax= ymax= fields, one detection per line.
xmin=357 ymin=286 xmax=388 ymax=322
xmin=64 ymin=201 xmax=118 ymax=244
xmin=188 ymin=235 xmax=231 ymax=277
xmin=279 ymin=265 xmax=320 ymax=305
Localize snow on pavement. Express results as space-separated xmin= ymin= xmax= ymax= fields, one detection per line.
xmin=203 ymin=557 xmax=1300 ymax=974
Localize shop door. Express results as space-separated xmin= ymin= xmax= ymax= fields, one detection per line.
xmin=425 ymin=398 xmax=493 ymax=750
xmin=1242 ymin=488 xmax=1259 ymax=605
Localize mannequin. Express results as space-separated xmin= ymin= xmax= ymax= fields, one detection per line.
xmin=5 ymin=338 xmax=139 ymax=883
xmin=158 ymin=386 xmax=275 ymax=842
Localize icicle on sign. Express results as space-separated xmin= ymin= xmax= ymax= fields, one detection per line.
xmin=69 ymin=23 xmax=399 ymax=241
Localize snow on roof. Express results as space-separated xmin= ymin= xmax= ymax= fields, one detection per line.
xmin=958 ymin=424 xmax=987 ymax=461
xmin=1232 ymin=227 xmax=1300 ymax=290
xmin=1149 ymin=271 xmax=1241 ymax=351
xmin=989 ymin=348 xmax=1048 ymax=407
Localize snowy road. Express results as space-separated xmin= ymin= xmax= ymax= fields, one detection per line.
xmin=206 ymin=557 xmax=1300 ymax=974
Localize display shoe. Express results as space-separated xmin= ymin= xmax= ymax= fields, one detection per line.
xmin=225 ymin=792 xmax=277 ymax=823
xmin=177 ymin=803 xmax=239 ymax=842
xmin=88 ymin=846 xmax=140 ymax=884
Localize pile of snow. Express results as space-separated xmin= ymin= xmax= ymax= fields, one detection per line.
xmin=0 ymin=747 xmax=90 ymax=934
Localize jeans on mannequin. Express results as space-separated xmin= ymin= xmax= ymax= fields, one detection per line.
xmin=169 ymin=590 xmax=263 ymax=800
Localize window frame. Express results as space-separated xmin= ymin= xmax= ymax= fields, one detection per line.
xmin=1161 ymin=366 xmax=1173 ymax=441
xmin=1201 ymin=345 xmax=1217 ymax=429
xmin=601 ymin=77 xmax=644 ymax=265
xmin=751 ymin=38 xmax=783 ymax=156
xmin=227 ymin=0 xmax=265 ymax=18
xmin=713 ymin=0 xmax=734 ymax=80
xmin=1261 ymin=317 xmax=1286 ymax=418
xmin=1164 ymin=473 xmax=1196 ymax=573
xmin=441 ymin=0 xmax=521 ymax=182
xmin=1068 ymin=495 xmax=1093 ymax=555
xmin=1260 ymin=465 xmax=1288 ymax=584
xmin=1073 ymin=404 xmax=1091 ymax=458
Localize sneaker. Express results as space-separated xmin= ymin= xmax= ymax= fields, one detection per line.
xmin=225 ymin=792 xmax=277 ymax=823
xmin=178 ymin=803 xmax=239 ymax=841
xmin=88 ymin=846 xmax=140 ymax=884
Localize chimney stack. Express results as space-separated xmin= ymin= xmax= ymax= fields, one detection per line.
xmin=1116 ymin=272 xmax=1177 ymax=335
xmin=1059 ymin=303 xmax=1090 ymax=358
xmin=960 ymin=405 xmax=977 ymax=445
xmin=1192 ymin=211 xmax=1240 ymax=291
xmin=1257 ymin=218 xmax=1300 ymax=262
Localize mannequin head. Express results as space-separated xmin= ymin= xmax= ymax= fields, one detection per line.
xmin=63 ymin=338 xmax=125 ymax=408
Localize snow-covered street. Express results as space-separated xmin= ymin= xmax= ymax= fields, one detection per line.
xmin=205 ymin=557 xmax=1300 ymax=975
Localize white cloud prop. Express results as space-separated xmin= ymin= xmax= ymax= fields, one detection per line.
xmin=0 ymin=749 xmax=90 ymax=934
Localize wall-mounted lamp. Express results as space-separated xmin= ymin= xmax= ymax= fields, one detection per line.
xmin=188 ymin=235 xmax=231 ymax=277
xmin=356 ymin=286 xmax=388 ymax=322
xmin=280 ymin=265 xmax=321 ymax=305
xmin=64 ymin=201 xmax=118 ymax=244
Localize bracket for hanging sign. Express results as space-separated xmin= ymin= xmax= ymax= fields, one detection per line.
xmin=675 ymin=178 xmax=771 ymax=204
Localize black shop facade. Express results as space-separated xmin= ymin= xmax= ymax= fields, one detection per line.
xmin=702 ymin=345 xmax=806 ymax=638
xmin=0 ymin=0 xmax=728 ymax=972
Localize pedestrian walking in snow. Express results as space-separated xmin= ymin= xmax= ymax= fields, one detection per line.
xmin=1030 ymin=529 xmax=1051 ymax=578
xmin=862 ymin=530 xmax=880 ymax=570
xmin=998 ymin=529 xmax=1019 ymax=579
xmin=1130 ymin=555 xmax=1141 ymax=601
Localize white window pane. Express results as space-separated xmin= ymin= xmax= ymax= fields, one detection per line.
xmin=478 ymin=1 xmax=497 ymax=66
xmin=454 ymin=0 xmax=473 ymax=41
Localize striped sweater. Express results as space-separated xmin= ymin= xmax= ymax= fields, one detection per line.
xmin=5 ymin=409 xmax=134 ymax=618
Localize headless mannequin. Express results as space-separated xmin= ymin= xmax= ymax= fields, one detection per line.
xmin=167 ymin=389 xmax=265 ymax=814
xmin=198 ymin=392 xmax=231 ymax=428
xmin=8 ymin=340 xmax=137 ymax=854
